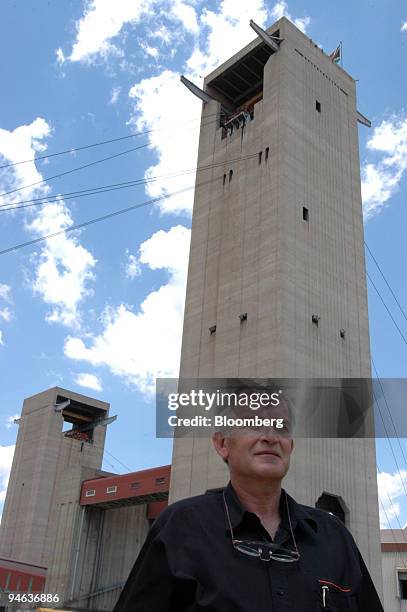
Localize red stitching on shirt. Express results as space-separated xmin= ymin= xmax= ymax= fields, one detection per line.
xmin=318 ymin=579 xmax=351 ymax=593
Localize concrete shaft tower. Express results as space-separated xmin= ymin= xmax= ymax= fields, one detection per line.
xmin=0 ymin=387 xmax=109 ymax=567
xmin=170 ymin=17 xmax=382 ymax=590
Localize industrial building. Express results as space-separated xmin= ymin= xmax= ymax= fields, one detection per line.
xmin=0 ymin=387 xmax=170 ymax=610
xmin=0 ymin=14 xmax=393 ymax=610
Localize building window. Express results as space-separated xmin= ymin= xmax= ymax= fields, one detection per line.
xmin=155 ymin=477 xmax=166 ymax=485
xmin=340 ymin=329 xmax=346 ymax=339
xmin=303 ymin=206 xmax=309 ymax=221
xmin=131 ymin=481 xmax=141 ymax=489
xmin=316 ymin=100 xmax=321 ymax=112
xmin=85 ymin=489 xmax=96 ymax=497
xmin=316 ymin=493 xmax=345 ymax=524
xmin=27 ymin=578 xmax=33 ymax=593
xmin=209 ymin=325 xmax=216 ymax=335
xmin=239 ymin=313 xmax=248 ymax=322
xmin=229 ymin=169 xmax=233 ymax=182
xmin=258 ymin=151 xmax=262 ymax=165
xmin=312 ymin=314 xmax=320 ymax=326
xmin=5 ymin=572 xmax=11 ymax=590
xmin=106 ymin=485 xmax=117 ymax=494
xmin=398 ymin=571 xmax=407 ymax=599
xmin=265 ymin=147 xmax=269 ymax=161
xmin=223 ymin=173 xmax=226 ymax=186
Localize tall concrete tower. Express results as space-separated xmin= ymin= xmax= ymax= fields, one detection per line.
xmin=0 ymin=387 xmax=109 ymax=567
xmin=170 ymin=17 xmax=382 ymax=591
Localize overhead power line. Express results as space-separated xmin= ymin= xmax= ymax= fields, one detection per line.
xmin=367 ymin=271 xmax=407 ymax=346
xmin=0 ymin=153 xmax=257 ymax=212
xmin=365 ymin=241 xmax=407 ymax=325
xmin=0 ymin=113 xmax=220 ymax=170
xmin=0 ymin=116 xmax=219 ymax=199
xmin=0 ymin=176 xmax=221 ymax=256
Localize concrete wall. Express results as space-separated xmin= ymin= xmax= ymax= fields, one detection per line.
xmin=170 ymin=16 xmax=382 ymax=594
xmin=0 ymin=387 xmax=108 ymax=567
xmin=382 ymin=551 xmax=407 ymax=612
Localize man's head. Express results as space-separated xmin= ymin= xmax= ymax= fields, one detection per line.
xmin=211 ymin=386 xmax=294 ymax=483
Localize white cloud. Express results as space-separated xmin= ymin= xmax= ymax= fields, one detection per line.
xmin=378 ymin=469 xmax=407 ymax=528
xmin=186 ymin=0 xmax=269 ymax=77
xmin=0 ymin=444 xmax=15 ymax=503
xmin=169 ymin=0 xmax=199 ymax=34
xmin=139 ymin=41 xmax=159 ymax=58
xmin=128 ymin=1 xmax=310 ymax=216
xmin=361 ymin=115 xmax=407 ymax=219
xmin=126 ymin=253 xmax=141 ymax=279
xmin=5 ymin=415 xmax=19 ymax=430
xmin=109 ymin=86 xmax=121 ymax=105
xmin=270 ymin=0 xmax=310 ymax=33
xmin=0 ymin=284 xmax=11 ymax=302
xmin=0 ymin=308 xmax=12 ymax=322
xmin=0 ymin=331 xmax=3 ymax=346
xmin=27 ymin=201 xmax=96 ymax=328
xmin=0 ymin=118 xmax=51 ymax=205
xmin=64 ymin=225 xmax=190 ymax=394
xmin=401 ymin=21 xmax=407 ymax=32
xmin=129 ymin=70 xmax=202 ymax=214
xmin=67 ymin=0 xmax=156 ymax=63
xmin=55 ymin=47 xmax=65 ymax=64
xmin=75 ymin=372 xmax=103 ymax=392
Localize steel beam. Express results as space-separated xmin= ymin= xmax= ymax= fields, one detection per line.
xmin=180 ymin=75 xmax=215 ymax=104
xmin=357 ymin=110 xmax=371 ymax=128
xmin=249 ymin=20 xmax=281 ymax=52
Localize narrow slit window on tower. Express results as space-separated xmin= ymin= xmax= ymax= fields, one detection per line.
xmin=229 ymin=169 xmax=233 ymax=182
xmin=209 ymin=325 xmax=217 ymax=335
xmin=258 ymin=151 xmax=262 ymax=165
xmin=223 ymin=173 xmax=226 ymax=186
xmin=239 ymin=313 xmax=248 ymax=322
xmin=265 ymin=147 xmax=269 ymax=161
xmin=316 ymin=100 xmax=321 ymax=112
xmin=340 ymin=329 xmax=346 ymax=339
xmin=303 ymin=206 xmax=309 ymax=221
xmin=312 ymin=314 xmax=320 ymax=326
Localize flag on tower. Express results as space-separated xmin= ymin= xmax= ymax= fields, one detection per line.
xmin=329 ymin=44 xmax=341 ymax=63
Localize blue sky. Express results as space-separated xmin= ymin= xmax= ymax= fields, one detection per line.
xmin=0 ymin=0 xmax=406 ymax=531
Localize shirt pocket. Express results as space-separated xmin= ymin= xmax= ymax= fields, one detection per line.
xmin=318 ymin=579 xmax=356 ymax=611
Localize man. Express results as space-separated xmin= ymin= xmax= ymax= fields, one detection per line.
xmin=114 ymin=393 xmax=383 ymax=611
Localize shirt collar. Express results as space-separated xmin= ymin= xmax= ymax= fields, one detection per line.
xmin=223 ymin=481 xmax=318 ymax=534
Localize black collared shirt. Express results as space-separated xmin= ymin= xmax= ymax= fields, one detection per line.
xmin=114 ymin=483 xmax=383 ymax=611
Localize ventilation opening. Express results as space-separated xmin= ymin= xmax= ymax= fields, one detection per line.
xmin=312 ymin=314 xmax=320 ymax=326
xmin=398 ymin=571 xmax=407 ymax=599
xmin=316 ymin=100 xmax=321 ymax=112
xmin=258 ymin=151 xmax=262 ymax=165
xmin=340 ymin=329 xmax=346 ymax=339
xmin=302 ymin=206 xmax=309 ymax=221
xmin=265 ymin=147 xmax=269 ymax=161
xmin=209 ymin=325 xmax=217 ymax=335
xmin=316 ymin=493 xmax=345 ymax=524
xmin=239 ymin=313 xmax=248 ymax=322
xmin=229 ymin=169 xmax=233 ymax=182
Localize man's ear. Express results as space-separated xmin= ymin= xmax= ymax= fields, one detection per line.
xmin=212 ymin=432 xmax=229 ymax=463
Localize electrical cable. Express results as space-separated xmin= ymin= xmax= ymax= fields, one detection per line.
xmin=0 ymin=174 xmax=221 ymax=256
xmin=365 ymin=241 xmax=407 ymax=325
xmin=0 ymin=112 xmax=221 ymax=170
xmin=367 ymin=271 xmax=407 ymax=346
xmin=0 ymin=117 xmax=218 ymax=199
xmin=0 ymin=153 xmax=257 ymax=212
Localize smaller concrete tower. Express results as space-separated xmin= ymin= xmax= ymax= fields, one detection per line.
xmin=0 ymin=387 xmax=110 ymax=567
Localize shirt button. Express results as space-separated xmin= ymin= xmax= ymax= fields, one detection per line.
xmin=277 ymin=590 xmax=285 ymax=596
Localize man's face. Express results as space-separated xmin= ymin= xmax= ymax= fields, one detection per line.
xmin=212 ymin=404 xmax=294 ymax=482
